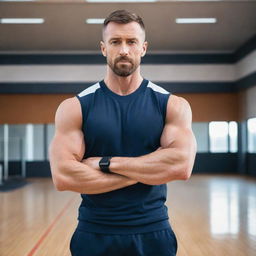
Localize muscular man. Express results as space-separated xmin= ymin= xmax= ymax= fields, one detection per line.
xmin=49 ymin=9 xmax=197 ymax=256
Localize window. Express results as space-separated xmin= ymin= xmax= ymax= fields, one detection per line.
xmin=0 ymin=124 xmax=46 ymax=162
xmin=192 ymin=122 xmax=209 ymax=152
xmin=248 ymin=118 xmax=256 ymax=153
xmin=229 ymin=122 xmax=238 ymax=153
xmin=46 ymin=124 xmax=55 ymax=160
xmin=9 ymin=124 xmax=26 ymax=161
xmin=209 ymin=122 xmax=229 ymax=153
xmin=209 ymin=121 xmax=238 ymax=153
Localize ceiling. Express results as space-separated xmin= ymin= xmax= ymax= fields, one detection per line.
xmin=0 ymin=0 xmax=256 ymax=53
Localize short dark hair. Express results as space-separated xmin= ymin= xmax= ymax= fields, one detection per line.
xmin=103 ymin=10 xmax=145 ymax=31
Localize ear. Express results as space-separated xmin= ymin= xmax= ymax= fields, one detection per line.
xmin=100 ymin=41 xmax=107 ymax=57
xmin=141 ymin=41 xmax=148 ymax=57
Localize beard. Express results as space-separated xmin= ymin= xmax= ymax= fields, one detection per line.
xmin=107 ymin=56 xmax=140 ymax=77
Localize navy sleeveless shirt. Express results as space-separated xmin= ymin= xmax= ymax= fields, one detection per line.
xmin=76 ymin=79 xmax=171 ymax=234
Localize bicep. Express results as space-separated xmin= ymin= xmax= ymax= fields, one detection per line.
xmin=50 ymin=130 xmax=85 ymax=165
xmin=160 ymin=95 xmax=196 ymax=151
xmin=49 ymin=97 xmax=85 ymax=171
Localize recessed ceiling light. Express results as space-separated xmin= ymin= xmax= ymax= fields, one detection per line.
xmin=172 ymin=0 xmax=222 ymax=1
xmin=85 ymin=0 xmax=221 ymax=2
xmin=86 ymin=0 xmax=157 ymax=2
xmin=176 ymin=18 xmax=217 ymax=24
xmin=0 ymin=0 xmax=39 ymax=2
xmin=86 ymin=18 xmax=105 ymax=24
xmin=0 ymin=18 xmax=44 ymax=24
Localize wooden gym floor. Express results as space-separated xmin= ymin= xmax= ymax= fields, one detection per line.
xmin=0 ymin=174 xmax=256 ymax=256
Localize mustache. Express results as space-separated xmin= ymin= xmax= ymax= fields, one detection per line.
xmin=115 ymin=56 xmax=132 ymax=63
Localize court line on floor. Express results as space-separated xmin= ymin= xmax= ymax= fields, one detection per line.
xmin=27 ymin=196 xmax=76 ymax=256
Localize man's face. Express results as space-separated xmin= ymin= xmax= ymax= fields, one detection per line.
xmin=101 ymin=21 xmax=148 ymax=77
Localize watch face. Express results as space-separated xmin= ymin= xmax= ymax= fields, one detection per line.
xmin=100 ymin=157 xmax=110 ymax=167
xmin=99 ymin=157 xmax=111 ymax=173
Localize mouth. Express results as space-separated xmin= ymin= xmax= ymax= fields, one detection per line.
xmin=118 ymin=60 xmax=131 ymax=64
xmin=117 ymin=57 xmax=131 ymax=62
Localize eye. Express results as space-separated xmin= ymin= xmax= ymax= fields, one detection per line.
xmin=128 ymin=40 xmax=136 ymax=45
xmin=110 ymin=40 xmax=119 ymax=45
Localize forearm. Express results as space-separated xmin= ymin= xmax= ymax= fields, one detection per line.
xmin=52 ymin=160 xmax=137 ymax=194
xmin=110 ymin=147 xmax=190 ymax=185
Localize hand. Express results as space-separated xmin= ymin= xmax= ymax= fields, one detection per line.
xmin=82 ymin=157 xmax=101 ymax=171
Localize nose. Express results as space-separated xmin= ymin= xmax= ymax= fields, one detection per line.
xmin=119 ymin=43 xmax=129 ymax=56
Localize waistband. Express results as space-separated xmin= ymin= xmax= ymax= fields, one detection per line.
xmin=76 ymin=219 xmax=171 ymax=235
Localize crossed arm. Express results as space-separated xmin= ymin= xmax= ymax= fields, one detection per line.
xmin=49 ymin=95 xmax=197 ymax=194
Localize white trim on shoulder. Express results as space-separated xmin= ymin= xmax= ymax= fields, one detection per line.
xmin=147 ymin=81 xmax=170 ymax=94
xmin=78 ymin=82 xmax=100 ymax=97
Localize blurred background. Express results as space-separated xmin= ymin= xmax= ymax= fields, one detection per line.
xmin=0 ymin=1 xmax=256 ymax=255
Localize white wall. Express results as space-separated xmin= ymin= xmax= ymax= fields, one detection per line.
xmin=0 ymin=50 xmax=255 ymax=84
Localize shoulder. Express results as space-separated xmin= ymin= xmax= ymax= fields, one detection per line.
xmin=168 ymin=94 xmax=191 ymax=110
xmin=56 ymin=96 xmax=80 ymax=115
xmin=55 ymin=97 xmax=82 ymax=131
xmin=166 ymin=94 xmax=192 ymax=127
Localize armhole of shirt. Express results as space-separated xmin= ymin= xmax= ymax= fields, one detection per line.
xmin=163 ymin=93 xmax=172 ymax=123
xmin=75 ymin=95 xmax=84 ymax=130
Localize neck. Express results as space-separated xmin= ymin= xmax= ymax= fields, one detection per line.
xmin=104 ymin=66 xmax=143 ymax=96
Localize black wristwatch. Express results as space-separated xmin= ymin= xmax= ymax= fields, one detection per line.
xmin=99 ymin=156 xmax=112 ymax=173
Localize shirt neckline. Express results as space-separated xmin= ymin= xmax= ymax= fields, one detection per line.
xmin=99 ymin=78 xmax=148 ymax=101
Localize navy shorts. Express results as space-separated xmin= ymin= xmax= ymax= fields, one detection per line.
xmin=70 ymin=228 xmax=178 ymax=256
